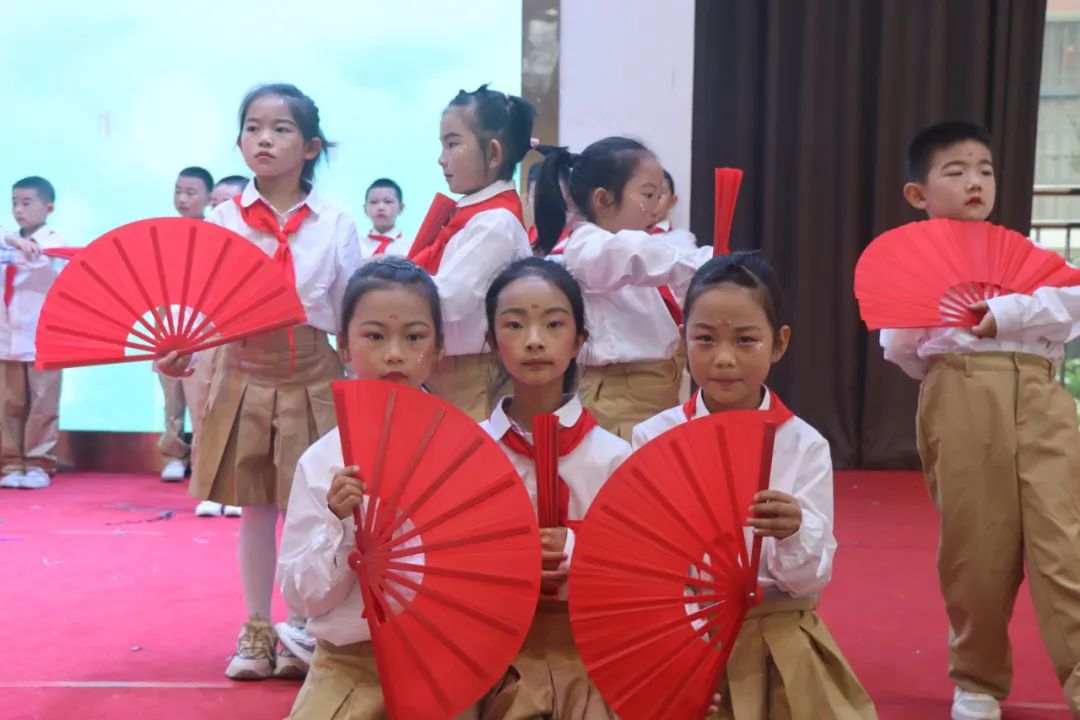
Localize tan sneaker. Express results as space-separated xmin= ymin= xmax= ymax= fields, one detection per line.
xmin=224 ymin=614 xmax=276 ymax=680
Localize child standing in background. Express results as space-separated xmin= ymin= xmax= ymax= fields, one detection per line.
xmin=0 ymin=177 xmax=68 ymax=489
xmin=360 ymin=178 xmax=407 ymax=258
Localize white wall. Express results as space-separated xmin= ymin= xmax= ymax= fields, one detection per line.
xmin=559 ymin=0 xmax=696 ymax=229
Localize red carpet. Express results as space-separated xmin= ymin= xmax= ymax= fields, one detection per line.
xmin=0 ymin=472 xmax=1071 ymax=719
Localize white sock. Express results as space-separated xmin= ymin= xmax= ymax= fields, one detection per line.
xmin=237 ymin=504 xmax=279 ymax=620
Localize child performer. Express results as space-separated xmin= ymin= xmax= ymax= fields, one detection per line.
xmin=360 ymin=178 xmax=407 ymax=258
xmin=408 ymin=84 xmax=533 ymax=420
xmin=279 ymin=257 xmax=475 ymax=719
xmin=534 ymin=138 xmax=712 ymax=440
xmin=882 ymin=121 xmax=1080 ymax=719
xmin=478 ymin=257 xmax=628 ymax=720
xmin=210 ymin=175 xmax=250 ymax=209
xmin=157 ymin=83 xmax=362 ymax=680
xmin=648 ymin=169 xmax=698 ymax=251
xmin=0 ymin=177 xmax=67 ymax=490
xmin=634 ymin=253 xmax=876 ymax=720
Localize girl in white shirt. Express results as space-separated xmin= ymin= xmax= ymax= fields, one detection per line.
xmin=478 ymin=257 xmax=629 ymax=720
xmin=632 ymin=253 xmax=875 ymax=720
xmin=533 ymin=138 xmax=712 ymax=440
xmin=408 ymin=84 xmax=533 ymax=420
xmin=278 ymin=257 xmax=452 ymax=720
xmin=157 ymin=83 xmax=362 ymax=681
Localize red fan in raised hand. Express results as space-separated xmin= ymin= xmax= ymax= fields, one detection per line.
xmin=334 ymin=380 xmax=541 ymax=720
xmin=569 ymin=411 xmax=777 ymax=720
xmin=714 ymin=168 xmax=743 ymax=256
xmin=34 ymin=217 xmax=306 ymax=370
xmin=855 ymin=218 xmax=1080 ymax=330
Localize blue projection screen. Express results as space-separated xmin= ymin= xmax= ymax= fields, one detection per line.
xmin=0 ymin=0 xmax=521 ymax=432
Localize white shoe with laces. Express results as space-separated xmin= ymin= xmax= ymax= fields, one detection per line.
xmin=224 ymin=614 xmax=276 ymax=680
xmin=274 ymin=620 xmax=315 ymax=667
xmin=951 ymin=687 xmax=1001 ymax=720
xmin=195 ymin=500 xmax=223 ymax=517
xmin=223 ymin=505 xmax=242 ymax=517
xmin=0 ymin=471 xmax=24 ymax=489
xmin=161 ymin=459 xmax=186 ymax=482
xmin=21 ymin=468 xmax=50 ymax=489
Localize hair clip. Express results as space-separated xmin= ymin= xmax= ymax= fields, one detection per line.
xmin=530 ymin=137 xmax=540 ymax=148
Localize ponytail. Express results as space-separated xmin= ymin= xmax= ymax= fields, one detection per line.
xmin=446 ymin=85 xmax=536 ymax=181
xmin=534 ymin=148 xmax=576 ymax=255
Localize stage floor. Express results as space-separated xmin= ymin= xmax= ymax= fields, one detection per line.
xmin=0 ymin=472 xmax=1071 ymax=719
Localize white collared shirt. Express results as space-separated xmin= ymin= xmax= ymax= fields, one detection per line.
xmin=631 ymin=389 xmax=837 ymax=598
xmin=206 ymin=183 xmax=362 ymax=336
xmin=0 ymin=226 xmax=69 ymax=361
xmin=651 ymin=220 xmax=700 ymax=253
xmin=481 ymin=394 xmax=631 ymax=598
xmin=562 ymin=222 xmax=712 ymax=365
xmin=360 ymin=228 xmax=407 ymax=259
xmin=431 ymin=180 xmax=530 ymax=357
xmin=984 ymin=286 xmax=1080 ymax=347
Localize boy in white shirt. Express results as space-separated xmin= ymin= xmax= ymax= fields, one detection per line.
xmin=359 ymin=178 xmax=407 ymax=258
xmin=0 ymin=177 xmax=67 ymax=489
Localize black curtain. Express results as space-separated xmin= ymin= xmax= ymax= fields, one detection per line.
xmin=690 ymin=0 xmax=1046 ymax=468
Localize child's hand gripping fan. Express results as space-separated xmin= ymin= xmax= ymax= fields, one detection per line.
xmin=33 ymin=217 xmax=307 ymax=370
xmin=854 ymin=218 xmax=1080 ymax=330
xmin=333 ymin=380 xmax=542 ymax=720
xmin=568 ymin=411 xmax=777 ymax=720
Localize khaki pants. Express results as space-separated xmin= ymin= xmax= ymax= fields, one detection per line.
xmin=579 ymin=358 xmax=682 ymax=441
xmin=157 ymin=347 xmax=216 ymax=466
xmin=427 ymin=353 xmax=503 ymax=421
xmin=1 ymin=361 xmax=61 ymax=474
xmin=917 ymin=352 xmax=1080 ymax=712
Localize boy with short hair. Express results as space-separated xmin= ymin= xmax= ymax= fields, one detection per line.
xmin=360 ymin=178 xmax=406 ymax=258
xmin=0 ymin=176 xmax=67 ymax=489
xmin=174 ymin=166 xmax=213 ymax=219
xmin=881 ymin=120 xmax=1080 ymax=720
xmin=210 ymin=175 xmax=249 ymax=209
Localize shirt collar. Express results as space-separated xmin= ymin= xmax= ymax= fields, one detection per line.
xmin=488 ymin=393 xmax=584 ymax=440
xmin=654 ymin=219 xmax=672 ymax=232
xmin=367 ymin=228 xmax=401 ymax=239
xmin=692 ymin=386 xmax=771 ymax=419
xmin=458 ymin=179 xmax=516 ymax=208
xmin=240 ymin=181 xmax=323 ymax=217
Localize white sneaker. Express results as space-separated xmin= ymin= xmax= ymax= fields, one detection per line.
xmin=224 ymin=614 xmax=276 ymax=680
xmin=274 ymin=621 xmax=315 ymax=665
xmin=195 ymin=500 xmax=223 ymax=517
xmin=21 ymin=468 xmax=50 ymax=489
xmin=161 ymin=459 xmax=186 ymax=482
xmin=0 ymin=471 xmax=24 ymax=489
xmin=223 ymin=505 xmax=242 ymax=517
xmin=951 ymin=687 xmax=1001 ymax=720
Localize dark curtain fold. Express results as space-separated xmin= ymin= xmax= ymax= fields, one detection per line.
xmin=690 ymin=0 xmax=1046 ymax=468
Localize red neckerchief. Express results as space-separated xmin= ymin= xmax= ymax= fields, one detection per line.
xmin=3 ymin=264 xmax=16 ymax=309
xmin=500 ymin=405 xmax=598 ymax=530
xmin=544 ymin=227 xmax=573 ymax=255
xmin=368 ymin=230 xmax=398 ymax=255
xmin=528 ymin=225 xmax=538 ymax=246
xmin=408 ymin=189 xmax=524 ymax=274
xmin=234 ymin=196 xmax=312 ymax=370
xmin=643 ymin=225 xmax=683 ymax=326
xmin=683 ymin=389 xmax=795 ymax=425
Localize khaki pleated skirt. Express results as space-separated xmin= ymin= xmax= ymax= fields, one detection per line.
xmin=710 ymin=598 xmax=877 ymax=720
xmin=479 ymin=600 xmax=614 ymax=720
xmin=579 ymin=358 xmax=682 ymax=441
xmin=190 ymin=326 xmax=342 ymax=510
xmin=426 ymin=353 xmax=504 ymax=421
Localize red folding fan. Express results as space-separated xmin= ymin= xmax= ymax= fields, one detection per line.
xmin=42 ymin=247 xmax=81 ymax=261
xmin=714 ymin=168 xmax=743 ymax=255
xmin=407 ymin=193 xmax=457 ymax=258
xmin=855 ymin=219 xmax=1080 ymax=330
xmin=334 ymin=380 xmax=542 ymax=720
xmin=34 ymin=217 xmax=306 ymax=370
xmin=532 ymin=413 xmax=561 ymax=527
xmin=569 ymin=411 xmax=777 ymax=720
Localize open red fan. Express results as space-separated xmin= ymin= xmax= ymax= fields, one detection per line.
xmin=714 ymin=168 xmax=743 ymax=255
xmin=407 ymin=194 xmax=457 ymax=258
xmin=855 ymin=219 xmax=1080 ymax=330
xmin=569 ymin=411 xmax=776 ymax=720
xmin=33 ymin=217 xmax=306 ymax=370
xmin=334 ymin=380 xmax=542 ymax=720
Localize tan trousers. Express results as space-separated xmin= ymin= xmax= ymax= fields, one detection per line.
xmin=157 ymin=348 xmax=217 ymax=465
xmin=291 ymin=640 xmax=480 ymax=720
xmin=1 ymin=361 xmax=61 ymax=474
xmin=579 ymin=358 xmax=682 ymax=441
xmin=917 ymin=352 xmax=1080 ymax=711
xmin=426 ymin=353 xmax=503 ymax=421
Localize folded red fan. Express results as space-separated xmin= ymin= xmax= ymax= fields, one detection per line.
xmin=42 ymin=247 xmax=80 ymax=261
xmin=714 ymin=168 xmax=743 ymax=256
xmin=569 ymin=411 xmax=776 ymax=720
xmin=855 ymin=219 xmax=1080 ymax=330
xmin=334 ymin=380 xmax=541 ymax=720
xmin=406 ymin=193 xmax=457 ymax=258
xmin=34 ymin=217 xmax=306 ymax=370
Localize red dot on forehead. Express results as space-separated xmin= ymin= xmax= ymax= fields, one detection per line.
xmin=389 ymin=314 xmax=398 ymax=319
xmin=531 ymin=304 xmax=539 ymax=309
